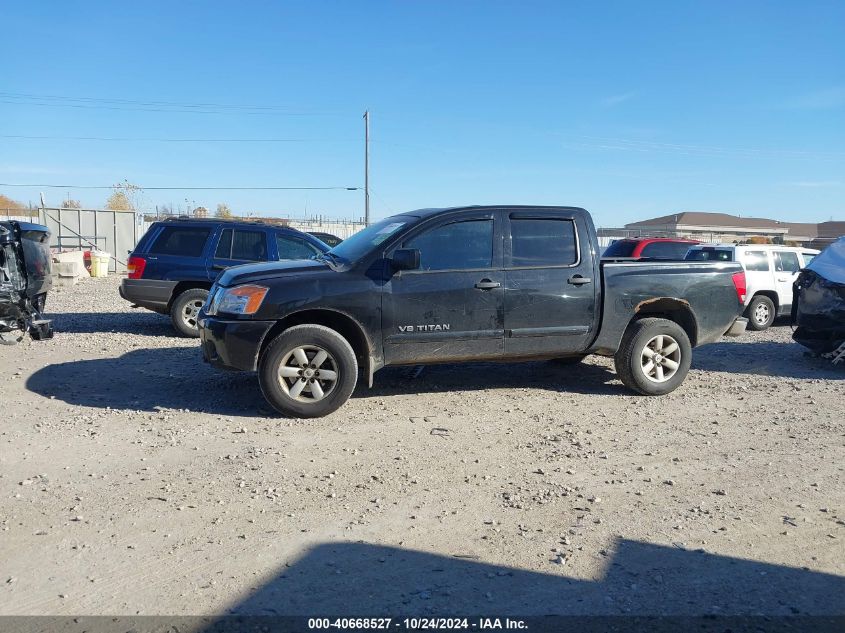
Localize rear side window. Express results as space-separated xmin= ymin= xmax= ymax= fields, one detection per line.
xmin=510 ymin=218 xmax=577 ymax=266
xmin=742 ymin=250 xmax=770 ymax=272
xmin=685 ymin=248 xmax=733 ymax=262
xmin=230 ymin=230 xmax=267 ymax=261
xmin=405 ymin=219 xmax=493 ymax=271
xmin=149 ymin=226 xmax=210 ymax=257
xmin=603 ymin=240 xmax=636 ymax=257
xmin=640 ymin=242 xmax=693 ymax=259
xmin=277 ymin=234 xmax=320 ymax=260
xmin=774 ymin=251 xmax=800 ymax=273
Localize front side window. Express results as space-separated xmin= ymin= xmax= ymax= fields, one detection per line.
xmin=742 ymin=250 xmax=770 ymax=272
xmin=149 ymin=226 xmax=210 ymax=257
xmin=215 ymin=229 xmax=233 ymax=258
xmin=774 ymin=251 xmax=800 ymax=273
xmin=231 ymin=230 xmax=267 ymax=261
xmin=510 ymin=218 xmax=577 ymax=266
xmin=405 ymin=219 xmax=493 ymax=271
xmin=802 ymin=253 xmax=816 ymax=266
xmin=277 ymin=235 xmax=320 ymax=260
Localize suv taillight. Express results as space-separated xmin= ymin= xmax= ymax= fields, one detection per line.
xmin=732 ymin=271 xmax=747 ymax=304
xmin=127 ymin=256 xmax=146 ymax=279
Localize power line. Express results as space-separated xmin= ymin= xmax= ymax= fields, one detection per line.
xmin=0 ymin=134 xmax=356 ymax=143
xmin=0 ymin=182 xmax=359 ymax=191
xmin=0 ymin=91 xmax=341 ymax=116
xmin=0 ymin=91 xmax=332 ymax=112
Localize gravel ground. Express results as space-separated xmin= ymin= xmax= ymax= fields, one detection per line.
xmin=1 ymin=276 xmax=843 ymax=616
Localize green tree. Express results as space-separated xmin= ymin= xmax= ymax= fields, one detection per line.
xmin=215 ymin=203 xmax=233 ymax=219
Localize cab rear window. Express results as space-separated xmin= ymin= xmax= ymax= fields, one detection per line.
xmin=685 ymin=248 xmax=733 ymax=262
xmin=148 ymin=226 xmax=210 ymax=257
xmin=603 ymin=241 xmax=636 ymax=257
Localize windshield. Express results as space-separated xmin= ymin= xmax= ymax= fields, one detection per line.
xmin=325 ymin=216 xmax=412 ymax=263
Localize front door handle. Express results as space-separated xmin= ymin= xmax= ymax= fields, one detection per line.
xmin=568 ymin=275 xmax=592 ymax=285
xmin=475 ymin=279 xmax=501 ymax=290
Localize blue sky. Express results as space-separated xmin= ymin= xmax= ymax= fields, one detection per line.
xmin=2 ymin=1 xmax=843 ymax=227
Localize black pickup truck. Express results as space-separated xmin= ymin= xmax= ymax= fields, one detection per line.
xmin=198 ymin=206 xmax=748 ymax=417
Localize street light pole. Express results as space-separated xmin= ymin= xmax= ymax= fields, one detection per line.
xmin=363 ymin=110 xmax=370 ymax=226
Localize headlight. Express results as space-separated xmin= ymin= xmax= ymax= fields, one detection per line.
xmin=216 ymin=284 xmax=269 ymax=315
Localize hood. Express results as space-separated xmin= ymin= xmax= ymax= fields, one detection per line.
xmin=216 ymin=258 xmax=330 ymax=286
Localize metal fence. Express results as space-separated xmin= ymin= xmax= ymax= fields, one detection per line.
xmin=36 ymin=207 xmax=139 ymax=273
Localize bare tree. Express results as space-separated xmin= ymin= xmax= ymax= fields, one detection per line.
xmin=105 ymin=180 xmax=145 ymax=212
xmin=215 ymin=203 xmax=233 ymax=219
xmin=61 ymin=198 xmax=82 ymax=209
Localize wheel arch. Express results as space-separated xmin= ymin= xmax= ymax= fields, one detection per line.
xmin=749 ymin=290 xmax=779 ymax=309
xmin=259 ymin=308 xmax=374 ymax=385
xmin=167 ymin=281 xmax=212 ymax=310
xmin=632 ymin=297 xmax=698 ymax=347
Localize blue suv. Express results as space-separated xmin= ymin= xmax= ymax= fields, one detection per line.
xmin=120 ymin=218 xmax=329 ymax=336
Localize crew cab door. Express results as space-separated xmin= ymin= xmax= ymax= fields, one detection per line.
xmin=503 ymin=210 xmax=598 ymax=356
xmin=382 ymin=211 xmax=504 ymax=365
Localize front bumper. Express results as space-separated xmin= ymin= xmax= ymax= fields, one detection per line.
xmin=198 ymin=313 xmax=276 ymax=371
xmin=724 ymin=316 xmax=748 ymax=337
xmin=120 ymin=279 xmax=178 ymax=313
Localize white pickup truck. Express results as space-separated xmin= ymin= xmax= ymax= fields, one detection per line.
xmin=685 ymin=244 xmax=819 ymax=331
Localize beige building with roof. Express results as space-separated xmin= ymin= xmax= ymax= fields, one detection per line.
xmin=623 ymin=212 xmax=844 ymax=248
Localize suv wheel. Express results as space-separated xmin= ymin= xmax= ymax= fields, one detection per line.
xmin=259 ymin=324 xmax=358 ymax=418
xmin=746 ymin=295 xmax=775 ymax=331
xmin=170 ymin=288 xmax=209 ymax=337
xmin=614 ymin=317 xmax=692 ymax=396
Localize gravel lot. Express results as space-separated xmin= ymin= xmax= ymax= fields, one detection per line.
xmin=2 ymin=276 xmax=843 ymax=616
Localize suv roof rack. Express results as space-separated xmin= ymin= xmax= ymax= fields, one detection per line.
xmin=161 ymin=216 xmax=289 ymax=227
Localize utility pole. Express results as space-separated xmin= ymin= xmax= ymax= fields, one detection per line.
xmin=363 ymin=110 xmax=370 ymax=226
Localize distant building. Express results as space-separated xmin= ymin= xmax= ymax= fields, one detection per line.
xmin=622 ymin=212 xmax=845 ymax=248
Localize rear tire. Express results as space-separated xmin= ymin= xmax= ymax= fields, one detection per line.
xmin=170 ymin=288 xmax=209 ymax=337
xmin=614 ymin=318 xmax=691 ymax=396
xmin=259 ymin=324 xmax=358 ymax=418
xmin=746 ymin=295 xmax=775 ymax=331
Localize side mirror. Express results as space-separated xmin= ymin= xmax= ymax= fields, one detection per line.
xmin=392 ymin=248 xmax=420 ymax=271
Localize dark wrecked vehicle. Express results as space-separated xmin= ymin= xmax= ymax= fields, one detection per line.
xmin=0 ymin=220 xmax=54 ymax=344
xmin=198 ymin=205 xmax=749 ymax=418
xmin=793 ymin=236 xmax=845 ymax=364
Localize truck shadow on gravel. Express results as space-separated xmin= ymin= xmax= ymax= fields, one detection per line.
xmin=25 ymin=347 xmax=269 ymax=416
xmin=367 ymin=360 xmax=628 ymax=398
xmin=204 ymin=539 xmax=845 ymax=622
xmin=693 ymin=341 xmax=844 ymax=380
xmin=25 ymin=349 xmax=628 ymax=415
xmin=49 ymin=311 xmax=176 ymax=337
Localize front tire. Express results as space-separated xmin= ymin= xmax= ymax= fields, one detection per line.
xmin=170 ymin=288 xmax=209 ymax=337
xmin=259 ymin=324 xmax=358 ymax=418
xmin=746 ymin=295 xmax=775 ymax=331
xmin=614 ymin=318 xmax=692 ymax=396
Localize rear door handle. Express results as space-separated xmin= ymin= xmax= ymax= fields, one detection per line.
xmin=568 ymin=275 xmax=592 ymax=285
xmin=475 ymin=279 xmax=501 ymax=290
xmin=212 ymin=264 xmax=227 ymax=270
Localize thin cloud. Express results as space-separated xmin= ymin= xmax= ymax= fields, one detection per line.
xmin=784 ymin=180 xmax=842 ymax=188
xmin=781 ymin=87 xmax=845 ymax=110
xmin=600 ymin=92 xmax=637 ymax=107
